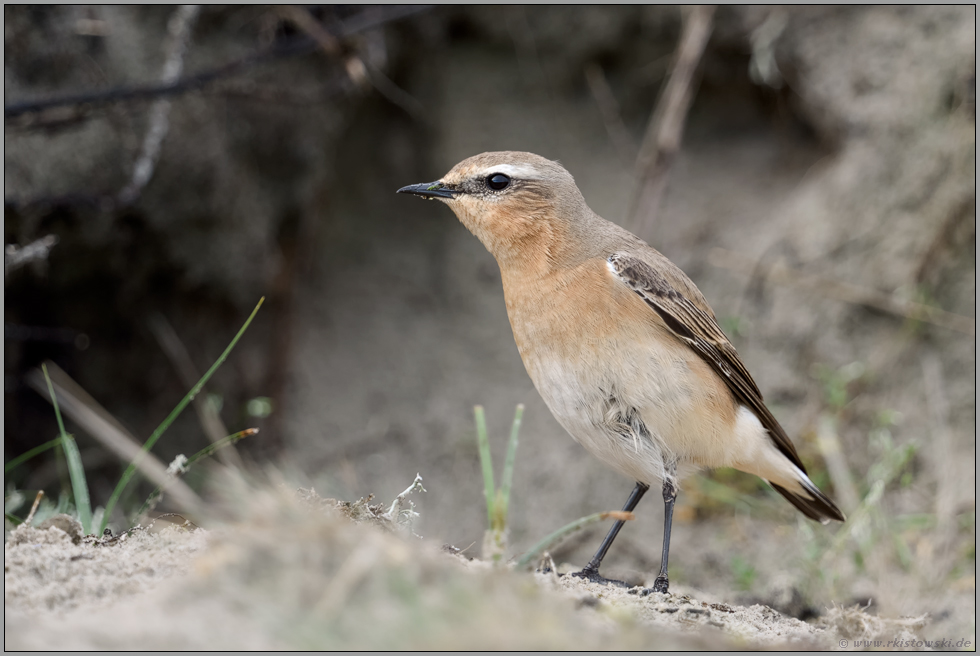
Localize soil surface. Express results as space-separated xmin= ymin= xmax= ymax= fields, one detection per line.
xmin=3 ymin=485 xmax=963 ymax=651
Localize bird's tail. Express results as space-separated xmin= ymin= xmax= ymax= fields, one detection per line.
xmin=771 ymin=476 xmax=846 ymax=524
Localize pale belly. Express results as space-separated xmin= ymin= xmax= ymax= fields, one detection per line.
xmin=504 ymin=265 xmax=741 ymax=486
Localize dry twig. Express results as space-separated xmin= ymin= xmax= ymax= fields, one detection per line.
xmin=4 ymin=5 xmax=431 ymax=121
xmin=117 ymin=5 xmax=200 ymax=206
xmin=629 ymin=5 xmax=716 ymax=236
xmin=147 ymin=313 xmax=241 ymax=467
xmin=278 ymin=5 xmax=425 ymax=120
xmin=25 ymin=491 xmax=45 ymax=525
xmin=816 ymin=414 xmax=860 ymax=513
xmin=275 ymin=5 xmax=341 ymax=56
xmin=27 ymin=362 xmax=204 ymax=516
xmin=584 ymin=63 xmax=636 ymax=166
xmin=5 ymin=6 xmax=431 ymax=213
xmin=4 ymin=235 xmax=58 ymax=278
xmin=920 ymin=354 xmax=956 ymax=530
xmin=913 ymin=192 xmax=975 ymax=286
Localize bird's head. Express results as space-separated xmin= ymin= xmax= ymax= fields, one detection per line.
xmin=397 ymin=151 xmax=590 ymax=265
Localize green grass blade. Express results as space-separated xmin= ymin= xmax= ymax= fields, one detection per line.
xmin=498 ymin=403 xmax=524 ymax=524
xmin=134 ymin=428 xmax=256 ymax=520
xmin=473 ymin=405 xmax=496 ymax=528
xmin=514 ymin=510 xmax=634 ymax=571
xmin=60 ymin=435 xmax=91 ymax=534
xmin=42 ymin=363 xmax=92 ymax=535
xmin=5 ymin=436 xmax=63 ymax=474
xmin=100 ymin=297 xmax=265 ymax=534
xmin=42 ymin=364 xmax=68 ymax=437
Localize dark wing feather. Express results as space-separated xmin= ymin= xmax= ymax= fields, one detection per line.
xmin=607 ymin=252 xmax=805 ymax=473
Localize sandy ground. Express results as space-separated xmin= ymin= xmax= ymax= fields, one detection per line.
xmin=4 ymin=481 xmax=960 ymax=651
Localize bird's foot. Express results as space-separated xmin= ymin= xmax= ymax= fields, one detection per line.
xmin=569 ymin=566 xmax=631 ymax=588
xmin=630 ymin=576 xmax=671 ymax=596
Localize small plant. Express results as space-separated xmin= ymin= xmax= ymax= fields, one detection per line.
xmin=730 ymin=555 xmax=757 ymax=592
xmin=797 ymin=407 xmax=927 ymax=600
xmin=513 ymin=508 xmax=635 ymax=571
xmin=98 ymin=296 xmax=265 ymax=533
xmin=473 ymin=404 xmax=524 ymax=563
xmin=471 ymin=403 xmax=637 ymax=570
xmin=134 ymin=428 xmax=259 ymax=519
xmin=5 ymin=297 xmax=265 ymax=535
xmin=42 ymin=363 xmax=93 ymax=535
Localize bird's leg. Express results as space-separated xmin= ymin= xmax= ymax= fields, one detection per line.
xmin=571 ymin=482 xmax=649 ymax=587
xmin=651 ymin=478 xmax=677 ymax=593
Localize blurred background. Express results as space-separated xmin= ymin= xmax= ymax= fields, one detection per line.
xmin=4 ymin=4 xmax=975 ymax=629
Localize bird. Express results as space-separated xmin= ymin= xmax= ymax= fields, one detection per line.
xmin=397 ymin=151 xmax=845 ymax=594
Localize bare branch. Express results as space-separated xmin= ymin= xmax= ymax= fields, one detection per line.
xmin=748 ymin=9 xmax=788 ymax=89
xmin=4 ymin=6 xmax=433 ymax=212
xmin=4 ymin=235 xmax=58 ymax=277
xmin=275 ymin=5 xmax=342 ymax=57
xmin=584 ymin=63 xmax=637 ymax=166
xmin=5 ymin=43 xmax=301 ymax=122
xmin=277 ymin=6 xmax=426 ymax=121
xmin=629 ymin=5 xmax=716 ymax=236
xmin=117 ymin=5 xmax=200 ymax=206
xmin=362 ymin=59 xmax=427 ymax=121
xmin=205 ymin=78 xmax=348 ymax=105
xmin=4 ymin=5 xmax=432 ymax=121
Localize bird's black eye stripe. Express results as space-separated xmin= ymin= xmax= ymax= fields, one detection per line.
xmin=486 ymin=173 xmax=511 ymax=191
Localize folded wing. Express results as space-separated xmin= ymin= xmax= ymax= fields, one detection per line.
xmin=607 ymin=251 xmax=845 ymax=522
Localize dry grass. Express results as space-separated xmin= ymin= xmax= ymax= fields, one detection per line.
xmin=10 ymin=467 xmax=966 ymax=651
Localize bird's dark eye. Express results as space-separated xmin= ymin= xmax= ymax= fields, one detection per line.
xmin=486 ymin=173 xmax=511 ymax=191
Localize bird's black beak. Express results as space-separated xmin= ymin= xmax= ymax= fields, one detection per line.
xmin=396 ymin=181 xmax=458 ymax=200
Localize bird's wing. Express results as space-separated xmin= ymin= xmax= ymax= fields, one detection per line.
xmin=607 ymin=251 xmax=805 ymax=472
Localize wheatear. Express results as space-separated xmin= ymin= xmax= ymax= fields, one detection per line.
xmin=398 ymin=151 xmax=845 ymax=593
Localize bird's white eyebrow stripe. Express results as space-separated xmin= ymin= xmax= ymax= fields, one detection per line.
xmin=480 ymin=164 xmax=544 ymax=179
